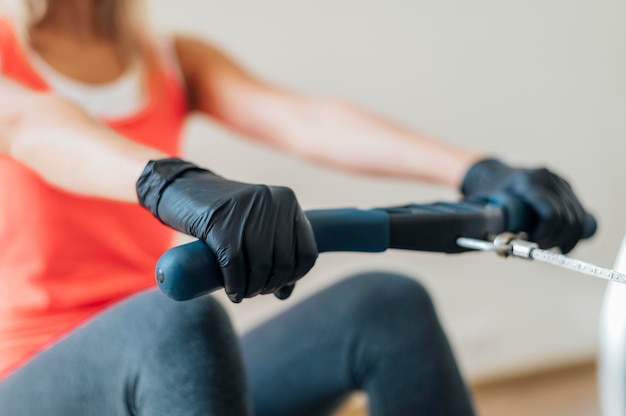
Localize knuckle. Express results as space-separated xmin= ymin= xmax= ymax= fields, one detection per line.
xmin=536 ymin=167 xmax=552 ymax=176
xmin=213 ymin=246 xmax=231 ymax=268
xmin=270 ymin=186 xmax=296 ymax=202
xmin=252 ymin=184 xmax=272 ymax=198
xmin=238 ymin=184 xmax=271 ymax=205
xmin=215 ymin=245 xmax=242 ymax=268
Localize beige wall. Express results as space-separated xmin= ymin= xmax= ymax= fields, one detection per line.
xmin=147 ymin=0 xmax=626 ymax=382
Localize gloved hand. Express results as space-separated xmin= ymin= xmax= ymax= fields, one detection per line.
xmin=461 ymin=158 xmax=586 ymax=253
xmin=136 ymin=158 xmax=318 ymax=303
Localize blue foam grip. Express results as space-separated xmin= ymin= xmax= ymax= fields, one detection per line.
xmin=156 ymin=208 xmax=390 ymax=301
xmin=306 ymin=208 xmax=389 ymax=253
xmin=155 ymin=240 xmax=223 ymax=302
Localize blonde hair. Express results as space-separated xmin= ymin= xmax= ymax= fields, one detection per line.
xmin=0 ymin=0 xmax=145 ymax=57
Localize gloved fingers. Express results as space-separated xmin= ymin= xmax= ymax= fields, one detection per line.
xmin=259 ymin=204 xmax=317 ymax=298
xmin=242 ymin=202 xmax=277 ymax=298
xmin=523 ymin=189 xmax=583 ymax=252
xmin=460 ymin=161 xmax=587 ymax=252
xmin=536 ymin=172 xmax=585 ymax=251
xmin=505 ymin=169 xmax=575 ymax=249
xmin=460 ymin=158 xmax=515 ymax=196
xmin=292 ymin=209 xmax=319 ymax=280
xmin=521 ymin=189 xmax=567 ymax=249
xmin=554 ymin=175 xmax=586 ymax=224
xmin=274 ymin=283 xmax=296 ymax=300
xmin=261 ymin=187 xmax=298 ymax=295
xmin=216 ymin=243 xmax=248 ymax=304
xmin=262 ymin=214 xmax=296 ymax=296
xmin=244 ymin=248 xmax=274 ymax=298
xmin=554 ymin=183 xmax=585 ymax=253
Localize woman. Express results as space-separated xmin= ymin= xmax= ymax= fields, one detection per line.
xmin=0 ymin=1 xmax=586 ymax=415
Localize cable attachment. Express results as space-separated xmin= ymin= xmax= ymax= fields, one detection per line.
xmin=457 ymin=233 xmax=626 ymax=284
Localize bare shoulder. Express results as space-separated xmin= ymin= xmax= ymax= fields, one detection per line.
xmin=172 ymin=35 xmax=209 ymax=74
xmin=171 ymin=34 xmax=266 ymax=113
xmin=174 ymin=35 xmax=222 ymax=58
xmin=173 ymin=35 xmax=251 ymax=85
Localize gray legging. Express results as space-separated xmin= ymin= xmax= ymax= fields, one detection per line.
xmin=0 ymin=272 xmax=475 ymax=415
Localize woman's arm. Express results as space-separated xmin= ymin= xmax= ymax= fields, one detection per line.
xmin=0 ymin=75 xmax=317 ymax=300
xmin=0 ymin=76 xmax=167 ymax=202
xmin=175 ymin=36 xmax=485 ymax=189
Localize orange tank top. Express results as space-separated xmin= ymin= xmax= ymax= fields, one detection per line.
xmin=0 ymin=19 xmax=188 ymax=379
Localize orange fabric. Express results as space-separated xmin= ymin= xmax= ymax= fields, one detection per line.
xmin=0 ymin=19 xmax=188 ymax=379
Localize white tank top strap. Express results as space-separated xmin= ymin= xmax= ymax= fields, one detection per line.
xmin=28 ymin=51 xmax=146 ymax=119
xmin=24 ymin=34 xmax=183 ymax=120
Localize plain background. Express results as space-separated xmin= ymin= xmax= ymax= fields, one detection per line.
xmin=147 ymin=0 xmax=626 ymax=383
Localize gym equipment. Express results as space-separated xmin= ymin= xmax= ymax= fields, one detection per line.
xmin=154 ymin=193 xmax=598 ymax=301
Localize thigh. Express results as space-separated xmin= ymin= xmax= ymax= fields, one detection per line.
xmin=0 ymin=289 xmax=251 ymax=416
xmin=242 ymin=271 xmax=475 ymax=416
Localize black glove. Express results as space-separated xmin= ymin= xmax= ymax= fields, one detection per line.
xmin=136 ymin=158 xmax=318 ymax=303
xmin=461 ymin=158 xmax=586 ymax=253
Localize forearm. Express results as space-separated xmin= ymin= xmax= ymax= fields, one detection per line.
xmin=176 ymin=36 xmax=483 ymax=188
xmin=1 ymin=78 xmax=167 ymax=202
xmin=259 ymin=97 xmax=486 ymax=189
